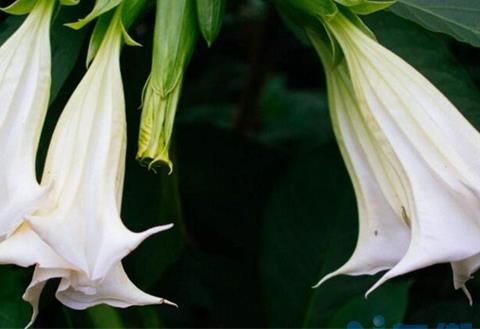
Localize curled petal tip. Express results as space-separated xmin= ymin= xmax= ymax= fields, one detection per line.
xmin=162 ymin=299 xmax=178 ymax=308
xmin=459 ymin=285 xmax=473 ymax=306
xmin=136 ymin=155 xmax=174 ymax=175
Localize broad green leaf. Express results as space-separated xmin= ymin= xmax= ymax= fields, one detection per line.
xmin=50 ymin=3 xmax=89 ymax=102
xmin=196 ymin=0 xmax=226 ymax=46
xmin=0 ymin=15 xmax=23 ymax=42
xmin=258 ymin=77 xmax=333 ymax=147
xmin=390 ymin=0 xmax=480 ymax=47
xmin=87 ymin=305 xmax=124 ymax=328
xmin=260 ymin=144 xmax=411 ymax=328
xmin=0 ymin=267 xmax=32 ymax=328
xmin=324 ymin=281 xmax=411 ymax=328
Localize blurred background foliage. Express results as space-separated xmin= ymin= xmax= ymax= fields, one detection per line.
xmin=0 ymin=0 xmax=479 ymax=328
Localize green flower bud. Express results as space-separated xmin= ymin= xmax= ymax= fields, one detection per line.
xmin=137 ymin=0 xmax=198 ymax=171
xmin=196 ymin=0 xmax=226 ymax=47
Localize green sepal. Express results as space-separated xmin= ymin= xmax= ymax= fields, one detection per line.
xmin=196 ymin=0 xmax=226 ymax=47
xmin=84 ymin=0 xmax=145 ymax=66
xmin=1 ymin=0 xmax=37 ymax=15
xmin=339 ymin=7 xmax=376 ymax=38
xmin=323 ymin=23 xmax=344 ymax=67
xmin=152 ymin=0 xmax=198 ymax=96
xmin=349 ymin=0 xmax=396 ymax=14
xmin=120 ymin=21 xmax=141 ymax=46
xmin=65 ymin=0 xmax=120 ymax=29
xmin=85 ymin=11 xmax=112 ymax=66
xmin=60 ymin=0 xmax=80 ymax=6
xmin=121 ymin=0 xmax=149 ymax=28
xmin=307 ymin=28 xmax=336 ymax=70
xmin=308 ymin=22 xmax=344 ymax=69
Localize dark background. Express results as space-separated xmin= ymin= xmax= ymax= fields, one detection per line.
xmin=0 ymin=0 xmax=480 ymax=327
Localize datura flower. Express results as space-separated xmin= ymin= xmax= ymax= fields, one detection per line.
xmin=0 ymin=0 xmax=54 ymax=239
xmin=310 ymin=13 xmax=480 ymax=301
xmin=0 ymin=11 xmax=174 ymax=325
xmin=137 ymin=0 xmax=197 ymax=171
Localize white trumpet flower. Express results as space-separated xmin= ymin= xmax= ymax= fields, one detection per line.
xmin=0 ymin=11 xmax=174 ymax=325
xmin=0 ymin=0 xmax=54 ymax=239
xmin=311 ymin=13 xmax=480 ymax=300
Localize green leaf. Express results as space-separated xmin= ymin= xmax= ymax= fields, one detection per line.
xmin=258 ymin=77 xmax=333 ymax=147
xmin=87 ymin=305 xmax=124 ymax=328
xmin=260 ymin=145 xmax=411 ymax=327
xmin=50 ymin=3 xmax=89 ymax=102
xmin=390 ymin=0 xmax=480 ymax=47
xmin=0 ymin=267 xmax=32 ymax=328
xmin=196 ymin=0 xmax=226 ymax=46
xmin=0 ymin=15 xmax=23 ymax=43
xmin=325 ymin=281 xmax=411 ymax=328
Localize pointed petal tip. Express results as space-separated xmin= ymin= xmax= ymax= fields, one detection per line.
xmin=365 ymin=274 xmax=390 ymax=298
xmin=162 ymin=298 xmax=178 ymax=308
xmin=312 ymin=270 xmax=341 ymax=289
xmin=135 ymin=223 xmax=174 ymax=242
xmin=147 ymin=223 xmax=174 ymax=235
xmin=456 ymin=284 xmax=474 ymax=306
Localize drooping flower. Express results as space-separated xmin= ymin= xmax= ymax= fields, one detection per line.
xmin=310 ymin=13 xmax=480 ymax=300
xmin=0 ymin=8 xmax=175 ymax=325
xmin=0 ymin=0 xmax=55 ymax=239
xmin=137 ymin=0 xmax=197 ymax=171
